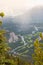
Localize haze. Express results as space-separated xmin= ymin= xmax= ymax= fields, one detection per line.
xmin=0 ymin=0 xmax=43 ymax=16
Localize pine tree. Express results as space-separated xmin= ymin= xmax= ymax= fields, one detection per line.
xmin=0 ymin=12 xmax=7 ymax=65
xmin=32 ymin=38 xmax=43 ymax=65
xmin=39 ymin=32 xmax=43 ymax=39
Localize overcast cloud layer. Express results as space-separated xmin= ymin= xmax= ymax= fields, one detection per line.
xmin=0 ymin=0 xmax=43 ymax=16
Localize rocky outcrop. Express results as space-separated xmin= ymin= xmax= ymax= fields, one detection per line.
xmin=8 ymin=32 xmax=18 ymax=43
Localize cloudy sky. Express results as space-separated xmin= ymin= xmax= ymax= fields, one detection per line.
xmin=0 ymin=0 xmax=43 ymax=16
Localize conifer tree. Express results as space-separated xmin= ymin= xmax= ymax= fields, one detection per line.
xmin=32 ymin=37 xmax=43 ymax=65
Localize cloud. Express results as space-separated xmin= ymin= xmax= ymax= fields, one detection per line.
xmin=0 ymin=0 xmax=43 ymax=16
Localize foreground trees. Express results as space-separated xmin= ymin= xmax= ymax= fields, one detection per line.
xmin=0 ymin=12 xmax=16 ymax=65
xmin=32 ymin=35 xmax=43 ymax=65
xmin=0 ymin=12 xmax=8 ymax=65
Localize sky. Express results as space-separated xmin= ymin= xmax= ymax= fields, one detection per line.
xmin=0 ymin=0 xmax=43 ymax=16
